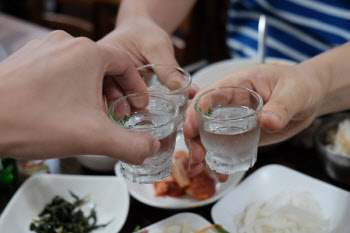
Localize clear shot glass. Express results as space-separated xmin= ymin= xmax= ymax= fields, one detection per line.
xmin=137 ymin=64 xmax=191 ymax=136
xmin=109 ymin=93 xmax=179 ymax=184
xmin=194 ymin=86 xmax=263 ymax=174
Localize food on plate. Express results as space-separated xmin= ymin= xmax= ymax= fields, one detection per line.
xmin=197 ymin=224 xmax=230 ymax=233
xmin=153 ymin=151 xmax=216 ymax=200
xmin=235 ymin=191 xmax=329 ymax=233
xmin=30 ymin=191 xmax=109 ymax=233
xmin=326 ymin=119 xmax=350 ymax=157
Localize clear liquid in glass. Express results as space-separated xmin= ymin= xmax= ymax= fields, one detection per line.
xmin=120 ymin=110 xmax=177 ymax=183
xmin=148 ymin=85 xmax=188 ymax=137
xmin=200 ymin=106 xmax=260 ymax=174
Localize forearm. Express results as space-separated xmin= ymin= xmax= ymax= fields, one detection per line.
xmin=116 ymin=0 xmax=197 ymax=33
xmin=299 ymin=42 xmax=350 ymax=116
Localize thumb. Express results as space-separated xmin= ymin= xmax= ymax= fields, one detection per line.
xmin=146 ymin=46 xmax=199 ymax=98
xmin=96 ymin=120 xmax=161 ymax=165
xmin=260 ymin=91 xmax=298 ymax=133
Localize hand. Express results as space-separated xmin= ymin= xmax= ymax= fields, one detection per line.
xmin=0 ymin=30 xmax=160 ymax=164
xmin=98 ymin=18 xmax=199 ymax=98
xmin=183 ymin=63 xmax=325 ymax=181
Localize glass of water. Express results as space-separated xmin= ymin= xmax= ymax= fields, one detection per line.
xmin=109 ymin=92 xmax=179 ymax=183
xmin=194 ymin=86 xmax=263 ymax=174
xmin=137 ymin=64 xmax=191 ymax=136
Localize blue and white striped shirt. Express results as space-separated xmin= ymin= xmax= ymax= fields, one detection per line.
xmin=226 ymin=0 xmax=350 ymax=62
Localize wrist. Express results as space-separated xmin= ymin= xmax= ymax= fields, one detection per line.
xmin=297 ymin=57 xmax=332 ymax=117
xmin=116 ymin=0 xmax=154 ymax=28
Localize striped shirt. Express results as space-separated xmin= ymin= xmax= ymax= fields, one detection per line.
xmin=226 ymin=0 xmax=350 ymax=62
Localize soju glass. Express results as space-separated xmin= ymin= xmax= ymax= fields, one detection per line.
xmin=194 ymin=86 xmax=263 ymax=174
xmin=137 ymin=64 xmax=191 ymax=136
xmin=109 ymin=93 xmax=179 ymax=184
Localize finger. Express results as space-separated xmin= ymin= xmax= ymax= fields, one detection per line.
xmin=99 ymin=45 xmax=148 ymax=94
xmin=260 ymin=83 xmax=299 ymax=132
xmin=147 ymin=44 xmax=179 ymax=66
xmin=99 ymin=45 xmax=149 ymax=109
xmin=190 ymin=137 xmax=206 ymax=163
xmin=141 ymin=45 xmax=192 ymax=97
xmin=183 ymin=100 xmax=200 ymax=140
xmin=44 ymin=30 xmax=73 ymax=42
xmin=189 ymin=84 xmax=200 ymax=99
xmin=94 ymin=119 xmax=160 ymax=165
xmin=215 ymin=173 xmax=229 ymax=182
xmin=103 ymin=76 xmax=124 ymax=106
xmin=189 ymin=162 xmax=205 ymax=176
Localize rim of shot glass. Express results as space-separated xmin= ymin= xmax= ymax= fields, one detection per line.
xmin=194 ymin=86 xmax=263 ymax=121
xmin=136 ymin=64 xmax=192 ymax=95
xmin=108 ymin=92 xmax=179 ymax=130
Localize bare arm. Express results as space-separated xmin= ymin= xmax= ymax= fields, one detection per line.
xmin=116 ymin=0 xmax=197 ymax=33
xmin=300 ymin=42 xmax=350 ymax=116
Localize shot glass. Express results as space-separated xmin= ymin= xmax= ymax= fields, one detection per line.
xmin=194 ymin=86 xmax=263 ymax=174
xmin=109 ymin=93 xmax=179 ymax=184
xmin=137 ymin=64 xmax=191 ymax=135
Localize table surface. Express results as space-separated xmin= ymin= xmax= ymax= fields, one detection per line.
xmin=1 ymin=13 xmax=350 ymax=233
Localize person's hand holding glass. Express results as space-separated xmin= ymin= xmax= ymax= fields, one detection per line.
xmin=109 ymin=92 xmax=179 ymax=184
xmin=194 ymin=86 xmax=263 ymax=174
xmin=184 ymin=63 xmax=327 ymax=181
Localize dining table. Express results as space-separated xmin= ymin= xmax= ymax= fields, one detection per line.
xmin=0 ymin=12 xmax=350 ymax=233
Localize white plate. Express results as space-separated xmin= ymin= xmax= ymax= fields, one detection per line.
xmin=115 ymin=134 xmax=245 ymax=209
xmin=192 ymin=58 xmax=295 ymax=89
xmin=0 ymin=174 xmax=129 ymax=233
xmin=141 ymin=212 xmax=215 ymax=233
xmin=211 ymin=164 xmax=350 ymax=233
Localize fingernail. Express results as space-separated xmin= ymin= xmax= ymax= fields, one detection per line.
xmin=168 ymin=80 xmax=182 ymax=91
xmin=262 ymin=111 xmax=280 ymax=123
xmin=262 ymin=111 xmax=282 ymax=132
xmin=151 ymin=140 xmax=161 ymax=155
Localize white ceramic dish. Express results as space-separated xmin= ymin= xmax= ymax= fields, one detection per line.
xmin=115 ymin=135 xmax=245 ymax=209
xmin=140 ymin=212 xmax=215 ymax=233
xmin=76 ymin=155 xmax=118 ymax=172
xmin=0 ymin=174 xmax=129 ymax=233
xmin=192 ymin=58 xmax=295 ymax=89
xmin=211 ymin=164 xmax=350 ymax=233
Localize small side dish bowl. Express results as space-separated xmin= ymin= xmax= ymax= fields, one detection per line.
xmin=314 ymin=114 xmax=350 ymax=185
xmin=0 ymin=174 xmax=129 ymax=233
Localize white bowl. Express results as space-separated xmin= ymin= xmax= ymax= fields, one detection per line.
xmin=76 ymin=155 xmax=118 ymax=172
xmin=211 ymin=164 xmax=350 ymax=233
xmin=0 ymin=174 xmax=129 ymax=233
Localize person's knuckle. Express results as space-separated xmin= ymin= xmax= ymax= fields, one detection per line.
xmin=74 ymin=37 xmax=97 ymax=50
xmin=46 ymin=30 xmax=71 ymax=40
xmin=26 ymin=39 xmax=41 ymax=47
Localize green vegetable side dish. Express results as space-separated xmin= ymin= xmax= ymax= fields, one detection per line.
xmin=29 ymin=191 xmax=109 ymax=233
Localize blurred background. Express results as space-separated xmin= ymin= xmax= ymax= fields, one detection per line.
xmin=0 ymin=0 xmax=230 ymax=67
